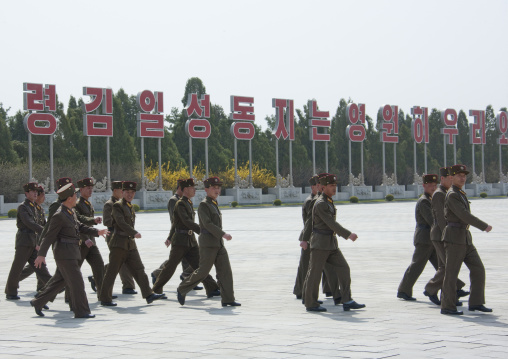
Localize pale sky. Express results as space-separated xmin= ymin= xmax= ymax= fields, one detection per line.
xmin=1 ymin=0 xmax=507 ymax=129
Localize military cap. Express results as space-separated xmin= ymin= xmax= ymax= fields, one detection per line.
xmin=23 ymin=182 xmax=39 ymax=192
xmin=318 ymin=173 xmax=329 ymax=179
xmin=309 ymin=175 xmax=319 ymax=186
xmin=77 ymin=177 xmax=94 ymax=188
xmin=56 ymin=177 xmax=72 ymax=190
xmin=180 ymin=178 xmax=195 ymax=189
xmin=57 ymin=183 xmax=77 ymax=201
xmin=423 ymin=174 xmax=438 ymax=184
xmin=122 ymin=181 xmax=137 ymax=191
xmin=204 ymin=176 xmax=223 ymax=188
xmin=319 ymin=173 xmax=338 ymax=186
xmin=111 ymin=181 xmax=123 ymax=190
xmin=450 ymin=164 xmax=470 ymax=175
xmin=176 ymin=179 xmax=183 ymax=189
xmin=37 ymin=185 xmax=45 ymax=195
xmin=439 ymin=167 xmax=451 ymax=177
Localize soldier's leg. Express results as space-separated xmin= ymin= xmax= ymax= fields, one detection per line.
xmin=303 ymin=249 xmax=329 ymax=308
xmin=327 ymin=249 xmax=352 ymax=303
xmin=214 ymin=247 xmax=235 ymax=303
xmin=181 ymin=258 xmax=194 ymax=279
xmin=18 ymin=264 xmax=35 ymax=283
xmin=99 ymin=247 xmax=127 ymax=302
xmin=178 ymin=247 xmax=217 ymax=296
xmin=323 ymin=263 xmax=341 ymax=301
xmin=293 ymin=247 xmax=310 ymax=297
xmin=124 ymin=249 xmax=153 ymax=298
xmin=425 ymin=241 xmax=446 ymax=295
xmin=119 ymin=264 xmax=136 ymax=290
xmin=398 ymin=243 xmax=435 ymax=296
xmin=184 ymin=246 xmax=219 ymax=294
xmin=152 ymin=246 xmax=188 ymax=294
xmin=57 ymin=259 xmax=91 ymax=317
xmin=5 ymin=245 xmax=34 ymax=296
xmin=85 ymin=246 xmax=105 ymax=299
xmin=321 ymin=270 xmax=331 ymax=294
xmin=152 ymin=260 xmax=169 ymax=280
xmin=463 ymin=244 xmax=485 ymax=306
xmin=31 ymin=267 xmax=67 ymax=310
xmin=441 ymin=242 xmax=467 ymax=311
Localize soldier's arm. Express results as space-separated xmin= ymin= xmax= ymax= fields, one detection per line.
xmin=198 ymin=202 xmax=225 ymax=239
xmin=38 ymin=212 xmax=63 ymax=257
xmin=315 ymin=202 xmax=352 ymax=239
xmin=420 ymin=199 xmax=434 ymax=226
xmin=168 ymin=198 xmax=176 ymax=223
xmin=112 ymin=203 xmax=138 ymax=237
xmin=39 ymin=201 xmax=61 ymax=240
xmin=175 ymin=202 xmax=201 ymax=233
xmin=75 ymin=202 xmax=96 ymax=226
xmin=77 ymin=222 xmax=99 ymax=237
xmin=19 ymin=204 xmax=44 ymax=234
xmin=432 ymin=192 xmax=446 ymax=231
xmin=447 ymin=193 xmax=488 ymax=230
xmin=102 ymin=202 xmax=113 ymax=227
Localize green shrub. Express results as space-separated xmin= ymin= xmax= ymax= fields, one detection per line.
xmin=133 ymin=204 xmax=140 ymax=212
xmin=479 ymin=192 xmax=487 ymax=198
xmin=273 ymin=199 xmax=282 ymax=206
xmin=8 ymin=209 xmax=17 ymax=218
xmin=385 ymin=194 xmax=394 ymax=201
xmin=349 ymin=196 xmax=359 ymax=203
xmin=231 ymin=201 xmax=238 ymax=208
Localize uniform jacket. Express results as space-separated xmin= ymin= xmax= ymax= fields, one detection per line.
xmin=38 ymin=204 xmax=98 ymax=260
xmin=103 ymin=196 xmax=117 ymax=244
xmin=109 ymin=199 xmax=138 ymax=250
xmin=15 ymin=198 xmax=43 ymax=248
xmin=443 ymin=185 xmax=488 ymax=245
xmin=413 ymin=192 xmax=433 ymax=245
xmin=299 ymin=193 xmax=316 ymax=242
xmin=167 ymin=193 xmax=180 ymax=223
xmin=75 ymin=197 xmax=97 ymax=244
xmin=430 ymin=185 xmax=447 ymax=242
xmin=39 ymin=199 xmax=62 ymax=242
xmin=310 ymin=193 xmax=352 ymax=250
xmin=198 ymin=196 xmax=225 ymax=248
xmin=169 ymin=196 xmax=200 ymax=247
xmin=35 ymin=203 xmax=46 ymax=245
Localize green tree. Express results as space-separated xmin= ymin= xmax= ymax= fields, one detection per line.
xmin=0 ymin=104 xmax=19 ymax=163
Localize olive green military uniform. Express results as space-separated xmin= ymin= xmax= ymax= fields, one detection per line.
xmin=74 ymin=197 xmax=105 ymax=298
xmin=5 ymin=199 xmax=52 ymax=297
xmin=103 ymin=195 xmax=136 ymax=290
xmin=441 ymin=185 xmax=488 ymax=311
xmin=152 ymin=196 xmax=219 ymax=295
xmin=99 ymin=198 xmax=155 ymax=302
xmin=398 ymin=193 xmax=439 ymax=296
xmin=178 ymin=196 xmax=235 ymax=303
xmin=31 ymin=204 xmax=99 ymax=317
xmin=424 ymin=185 xmax=466 ymax=295
xmin=303 ymin=193 xmax=353 ymax=309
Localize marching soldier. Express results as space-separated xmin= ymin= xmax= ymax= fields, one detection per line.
xmin=441 ymin=165 xmax=493 ymax=315
xmin=31 ymin=183 xmax=108 ymax=318
xmin=303 ymin=174 xmax=365 ymax=312
xmin=397 ymin=174 xmax=439 ymax=301
xmin=5 ymin=183 xmax=52 ymax=300
xmin=101 ymin=180 xmax=137 ymax=294
xmin=99 ymin=181 xmax=164 ymax=307
xmin=424 ymin=167 xmax=469 ymax=305
xmin=152 ymin=178 xmax=220 ymax=298
xmin=177 ymin=177 xmax=240 ymax=307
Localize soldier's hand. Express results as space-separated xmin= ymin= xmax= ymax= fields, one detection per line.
xmin=223 ymin=234 xmax=232 ymax=241
xmin=165 ymin=239 xmax=171 ymax=247
xmin=348 ymin=233 xmax=358 ymax=241
xmin=135 ymin=233 xmax=142 ymax=239
xmin=98 ymin=229 xmax=109 ymax=237
xmin=35 ymin=245 xmax=40 ymax=251
xmin=85 ymin=239 xmax=94 ymax=248
xmin=485 ymin=225 xmax=492 ymax=233
xmin=34 ymin=256 xmax=46 ymax=269
xmin=95 ymin=217 xmax=103 ymax=224
xmin=300 ymin=241 xmax=308 ymax=250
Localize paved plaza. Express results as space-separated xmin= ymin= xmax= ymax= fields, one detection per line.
xmin=0 ymin=198 xmax=507 ymax=358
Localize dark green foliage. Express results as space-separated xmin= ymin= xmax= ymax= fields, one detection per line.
xmin=273 ymin=199 xmax=282 ymax=206
xmin=385 ymin=194 xmax=394 ymax=201
xmin=8 ymin=209 xmax=17 ymax=218
xmin=349 ymin=196 xmax=359 ymax=203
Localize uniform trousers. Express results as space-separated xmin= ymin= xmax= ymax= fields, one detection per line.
xmin=153 ymin=258 xmax=194 ymax=280
xmin=152 ymin=245 xmax=219 ymax=295
xmin=424 ymin=240 xmax=466 ymax=296
xmin=398 ymin=242 xmax=438 ymax=296
xmin=19 ymin=263 xmax=47 ymax=291
xmin=442 ymin=242 xmax=485 ymax=311
xmin=32 ymin=259 xmax=91 ymax=317
xmin=178 ymin=246 xmax=234 ymax=303
xmin=304 ymin=248 xmax=351 ymax=308
xmin=65 ymin=245 xmax=104 ymax=301
xmin=5 ymin=245 xmax=51 ymax=296
xmin=100 ymin=247 xmax=153 ymax=302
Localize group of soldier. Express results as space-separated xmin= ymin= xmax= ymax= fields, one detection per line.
xmin=5 ymin=174 xmax=239 ymax=319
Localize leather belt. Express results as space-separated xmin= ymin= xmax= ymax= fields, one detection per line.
xmin=313 ymin=229 xmax=334 ymax=235
xmin=447 ymin=222 xmax=469 ymax=229
xmin=60 ymin=238 xmax=79 ymax=244
xmin=417 ymin=223 xmax=431 ymax=230
xmin=176 ymin=229 xmax=193 ymax=235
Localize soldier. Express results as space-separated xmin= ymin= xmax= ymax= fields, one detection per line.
xmin=177 ymin=177 xmax=240 ymax=307
xmin=99 ymin=181 xmax=164 ymax=307
xmin=73 ymin=178 xmax=105 ymax=300
xmin=303 ymin=174 xmax=365 ymax=312
xmin=397 ymin=174 xmax=439 ymax=301
xmin=441 ymin=164 xmax=493 ymax=315
xmin=423 ymin=167 xmax=469 ymax=305
xmin=18 ymin=185 xmax=51 ymax=292
xmin=5 ymin=183 xmax=52 ymax=300
xmin=31 ymin=183 xmax=108 ymax=318
xmin=101 ymin=180 xmax=137 ymax=295
xmin=152 ymin=178 xmax=220 ymax=298
xmin=151 ymin=179 xmax=199 ymax=290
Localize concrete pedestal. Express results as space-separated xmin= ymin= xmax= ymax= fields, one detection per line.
xmin=493 ymin=182 xmax=508 ymax=196
xmin=406 ymin=185 xmax=423 ymax=197
xmin=340 ymin=186 xmax=373 ymax=200
xmin=226 ymin=188 xmax=262 ymax=205
xmin=268 ymin=187 xmax=303 ymax=203
xmin=135 ymin=190 xmax=173 ymax=210
xmin=375 ymin=185 xmax=406 ymax=199
xmin=465 ymin=183 xmax=493 ymax=196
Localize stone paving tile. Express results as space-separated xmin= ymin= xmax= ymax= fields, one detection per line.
xmin=0 ymin=198 xmax=507 ymax=358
